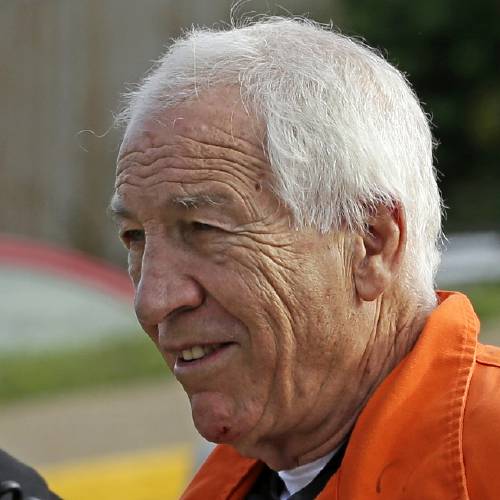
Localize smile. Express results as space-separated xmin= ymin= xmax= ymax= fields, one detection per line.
xmin=179 ymin=343 xmax=224 ymax=362
xmin=174 ymin=342 xmax=236 ymax=375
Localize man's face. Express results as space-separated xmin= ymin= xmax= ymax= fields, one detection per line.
xmin=113 ymin=89 xmax=371 ymax=463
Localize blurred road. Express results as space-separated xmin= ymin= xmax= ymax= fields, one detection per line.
xmin=0 ymin=379 xmax=201 ymax=466
xmin=0 ymin=379 xmax=205 ymax=499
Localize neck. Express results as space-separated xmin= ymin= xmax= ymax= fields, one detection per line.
xmin=250 ymin=291 xmax=432 ymax=471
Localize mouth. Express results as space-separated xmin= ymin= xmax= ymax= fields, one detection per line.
xmin=177 ymin=342 xmax=233 ymax=363
xmin=174 ymin=342 xmax=236 ymax=371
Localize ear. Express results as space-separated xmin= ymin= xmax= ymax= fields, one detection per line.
xmin=352 ymin=203 xmax=406 ymax=302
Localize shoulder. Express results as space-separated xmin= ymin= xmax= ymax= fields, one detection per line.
xmin=463 ymin=342 xmax=500 ymax=499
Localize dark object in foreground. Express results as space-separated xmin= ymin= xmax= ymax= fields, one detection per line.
xmin=0 ymin=450 xmax=61 ymax=500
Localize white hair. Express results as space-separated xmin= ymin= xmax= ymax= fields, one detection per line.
xmin=118 ymin=17 xmax=443 ymax=308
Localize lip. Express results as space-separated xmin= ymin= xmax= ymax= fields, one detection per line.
xmin=162 ymin=339 xmax=234 ymax=354
xmin=174 ymin=342 xmax=237 ymax=377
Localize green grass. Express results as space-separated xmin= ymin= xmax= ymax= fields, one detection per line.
xmin=452 ymin=281 xmax=500 ymax=346
xmin=452 ymin=281 xmax=500 ymax=322
xmin=0 ymin=333 xmax=168 ymax=404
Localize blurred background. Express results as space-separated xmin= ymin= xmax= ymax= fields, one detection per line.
xmin=1 ymin=1 xmax=499 ymax=498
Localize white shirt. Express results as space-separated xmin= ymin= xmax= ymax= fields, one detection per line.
xmin=277 ymin=449 xmax=338 ymax=499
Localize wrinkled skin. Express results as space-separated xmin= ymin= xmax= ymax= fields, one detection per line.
xmin=112 ymin=88 xmax=421 ymax=470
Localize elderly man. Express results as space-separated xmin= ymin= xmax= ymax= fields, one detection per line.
xmin=111 ymin=18 xmax=500 ymax=499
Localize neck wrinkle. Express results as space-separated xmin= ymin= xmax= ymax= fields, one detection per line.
xmin=292 ymin=294 xmax=430 ymax=470
xmin=254 ymin=292 xmax=433 ymax=472
xmin=372 ymin=289 xmax=431 ymax=385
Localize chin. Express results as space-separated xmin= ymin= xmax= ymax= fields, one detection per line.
xmin=194 ymin=413 xmax=244 ymax=443
xmin=190 ymin=390 xmax=256 ymax=445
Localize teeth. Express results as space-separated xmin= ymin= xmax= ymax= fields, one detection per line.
xmin=181 ymin=349 xmax=193 ymax=361
xmin=181 ymin=344 xmax=220 ymax=362
xmin=191 ymin=346 xmax=205 ymax=360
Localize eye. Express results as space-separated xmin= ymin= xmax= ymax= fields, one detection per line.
xmin=191 ymin=221 xmax=217 ymax=232
xmin=121 ymin=229 xmax=145 ymax=246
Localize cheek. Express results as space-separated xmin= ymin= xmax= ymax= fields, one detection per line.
xmin=217 ymin=248 xmax=297 ymax=334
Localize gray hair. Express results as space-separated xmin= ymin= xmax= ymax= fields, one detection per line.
xmin=118 ymin=17 xmax=443 ymax=308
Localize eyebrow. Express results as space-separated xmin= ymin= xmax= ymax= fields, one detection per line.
xmin=108 ymin=192 xmax=229 ymax=221
xmin=171 ymin=193 xmax=228 ymax=209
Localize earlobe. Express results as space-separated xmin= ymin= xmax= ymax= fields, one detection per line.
xmin=353 ymin=204 xmax=406 ymax=302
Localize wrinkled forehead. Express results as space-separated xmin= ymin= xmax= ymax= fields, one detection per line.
xmin=117 ymin=86 xmax=266 ymax=170
xmin=112 ymin=88 xmax=280 ymax=223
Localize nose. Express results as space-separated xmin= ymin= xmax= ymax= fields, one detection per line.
xmin=133 ymin=242 xmax=205 ymax=327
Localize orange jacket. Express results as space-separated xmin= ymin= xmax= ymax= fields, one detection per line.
xmin=181 ymin=292 xmax=500 ymax=499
